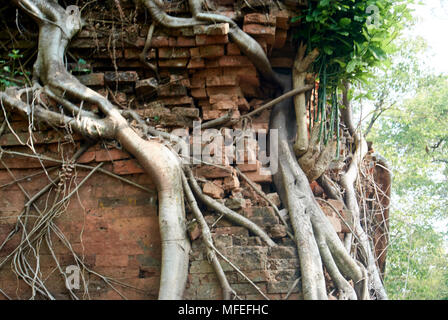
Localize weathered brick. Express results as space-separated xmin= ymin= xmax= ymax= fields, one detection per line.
xmin=172 ymin=107 xmax=200 ymax=118
xmin=157 ymin=84 xmax=188 ymax=97
xmin=76 ymin=73 xmax=104 ymax=86
xmin=218 ymin=55 xmax=252 ymax=67
xmin=191 ymin=88 xmax=208 ymax=99
xmin=112 ymin=160 xmax=145 ymax=175
xmin=104 ymin=71 xmax=139 ymax=85
xmin=158 ymin=47 xmax=190 ymax=59
xmin=206 ymin=75 xmax=238 ymax=87
xmin=244 ymin=13 xmax=276 ymax=26
xmin=272 ymin=10 xmax=291 ymax=29
xmin=95 ymin=148 xmax=130 ymax=162
xmin=193 ymin=23 xmax=229 ymax=35
xmin=190 ymin=76 xmax=206 ymax=88
xmin=95 ymin=255 xmax=129 ymax=267
xmin=274 ymin=29 xmax=288 ymax=49
xmin=135 ymin=78 xmax=158 ymax=96
xmin=176 ymin=36 xmax=196 ymax=47
xmin=158 ymin=96 xmax=194 ymax=106
xmin=151 ymin=36 xmax=174 ymax=47
xmin=187 ymin=58 xmax=205 ymax=69
xmin=199 ymin=45 xmax=225 ymax=58
xmin=267 ymin=281 xmax=300 ymax=294
xmin=206 ymin=86 xmax=243 ymax=98
xmin=243 ymin=24 xmax=276 ymax=36
xmin=244 ymin=167 xmax=273 ymax=183
xmin=203 ymin=181 xmax=225 ymax=199
xmin=226 ymin=43 xmax=241 ymax=56
xmin=223 ymin=175 xmax=240 ymax=190
xmin=194 ymin=68 xmax=223 ymax=78
xmin=159 ymin=58 xmax=189 ymax=68
xmin=196 ymin=34 xmax=229 ymax=45
xmin=268 ymin=246 xmax=298 ymax=259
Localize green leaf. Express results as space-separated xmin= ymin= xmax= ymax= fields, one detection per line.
xmin=339 ymin=17 xmax=351 ymax=26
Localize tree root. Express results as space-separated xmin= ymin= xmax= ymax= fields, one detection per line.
xmin=270 ymin=72 xmax=372 ymax=300
xmin=2 ymin=0 xmax=190 ymax=300
xmin=0 ymin=0 xmax=390 ymax=301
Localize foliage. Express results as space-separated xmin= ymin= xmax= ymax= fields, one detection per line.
xmin=371 ymin=75 xmax=448 ymax=206
xmin=368 ymin=61 xmax=448 ymax=299
xmin=293 ymin=0 xmax=415 ymax=85
xmin=385 ymin=200 xmax=448 ymax=300
xmin=292 ymin=0 xmax=415 ymax=143
xmin=0 ymin=49 xmax=29 ymax=90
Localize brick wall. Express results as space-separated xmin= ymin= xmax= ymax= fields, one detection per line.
xmin=0 ymin=0 xmax=350 ymax=300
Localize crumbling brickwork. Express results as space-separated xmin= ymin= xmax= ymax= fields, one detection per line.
xmin=0 ymin=0 xmax=352 ymax=300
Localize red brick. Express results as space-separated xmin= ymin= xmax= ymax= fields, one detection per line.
xmin=310 ymin=181 xmax=324 ymax=197
xmin=77 ymin=150 xmax=96 ymax=163
xmin=189 ymin=47 xmax=201 ymax=58
xmin=176 ymin=36 xmax=196 ymax=47
xmin=244 ymin=13 xmax=276 ymax=26
xmin=194 ymin=68 xmax=222 ymax=78
xmin=76 ymin=73 xmax=104 ymax=86
xmin=172 ymin=107 xmax=200 ymax=118
xmin=272 ymin=10 xmax=291 ymax=29
xmin=136 ymin=78 xmax=158 ymax=96
xmin=196 ymin=34 xmax=229 ymax=45
xmin=95 ymin=148 xmax=130 ymax=162
xmin=203 ymin=181 xmax=225 ymax=199
xmin=218 ymin=56 xmax=253 ymax=67
xmin=104 ymin=71 xmax=139 ymax=85
xmin=158 ymin=47 xmax=190 ymax=59
xmin=199 ymin=45 xmax=225 ymax=58
xmin=243 ymin=24 xmax=276 ymax=36
xmin=274 ymin=29 xmax=288 ymax=49
xmin=151 ymin=36 xmax=174 ymax=47
xmin=237 ymin=160 xmax=261 ymax=172
xmin=193 ymin=23 xmax=229 ymax=35
xmin=206 ymin=86 xmax=243 ymax=98
xmin=187 ymin=58 xmax=205 ymax=69
xmin=158 ymin=84 xmax=188 ymax=97
xmin=206 ymin=75 xmax=238 ymax=87
xmin=222 ymin=66 xmax=258 ymax=77
xmin=158 ymin=58 xmax=189 ymax=68
xmin=212 ymin=100 xmax=238 ymax=110
xmin=190 ymin=76 xmax=206 ymax=89
xmin=244 ymin=167 xmax=272 ymax=183
xmin=191 ymin=88 xmax=208 ymax=99
xmin=194 ymin=165 xmax=233 ymax=178
xmin=223 ymin=175 xmax=240 ymax=190
xmin=226 ymin=43 xmax=241 ymax=56
xmin=209 ymin=94 xmax=238 ymax=104
xmin=95 ymin=255 xmax=129 ymax=267
xmin=237 ymin=98 xmax=251 ymax=112
xmin=239 ymin=73 xmax=260 ymax=87
xmin=112 ymin=160 xmax=145 ymax=175
xmin=253 ymin=34 xmax=275 ymax=47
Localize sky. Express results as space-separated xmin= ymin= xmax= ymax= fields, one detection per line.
xmin=412 ymin=0 xmax=448 ymax=74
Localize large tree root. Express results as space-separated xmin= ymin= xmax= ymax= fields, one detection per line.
xmin=270 ymin=72 xmax=372 ymax=300
xmin=2 ymin=0 xmax=189 ymax=300
xmin=143 ymin=0 xmax=280 ymax=85
xmin=1 ymin=0 xmax=389 ymax=301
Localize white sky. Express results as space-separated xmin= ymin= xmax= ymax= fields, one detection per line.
xmin=411 ymin=0 xmax=448 ymax=74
